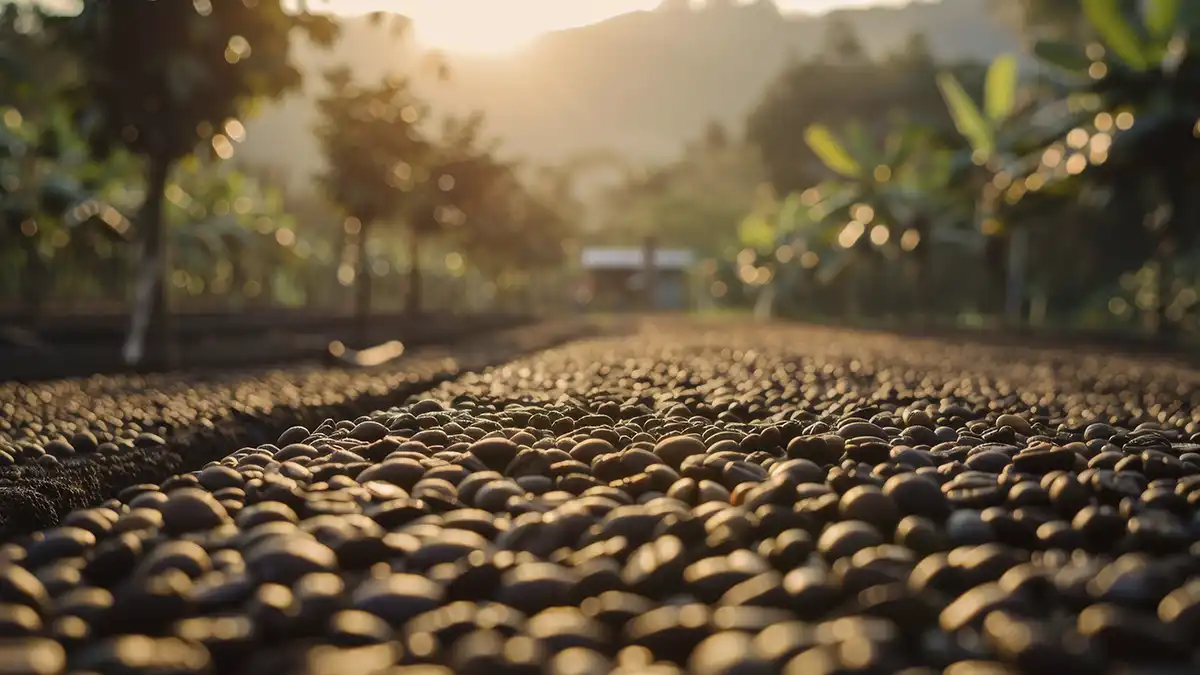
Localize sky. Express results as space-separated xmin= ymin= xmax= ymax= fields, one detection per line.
xmin=315 ymin=0 xmax=911 ymax=54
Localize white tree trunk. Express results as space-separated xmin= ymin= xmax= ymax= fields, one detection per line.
xmin=753 ymin=281 xmax=776 ymax=321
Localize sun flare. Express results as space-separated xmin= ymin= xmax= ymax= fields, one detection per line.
xmin=410 ymin=10 xmax=543 ymax=56
xmin=397 ymin=0 xmax=657 ymax=56
xmin=325 ymin=0 xmax=915 ymax=56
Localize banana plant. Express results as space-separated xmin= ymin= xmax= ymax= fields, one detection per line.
xmin=936 ymin=52 xmax=1031 ymax=324
xmin=738 ymin=179 xmax=890 ymax=320
xmin=735 ymin=188 xmax=810 ymax=318
xmin=2 ymin=103 xmax=135 ymax=321
xmin=1 ymin=4 xmax=140 ymax=319
xmin=1032 ymin=0 xmax=1200 ymax=336
xmin=164 ymin=161 xmax=308 ymax=307
xmin=803 ymin=119 xmax=984 ymax=317
xmin=803 ymin=119 xmax=919 ymax=239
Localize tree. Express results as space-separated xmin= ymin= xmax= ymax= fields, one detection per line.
xmin=892 ymin=32 xmax=934 ymax=66
xmin=460 ymin=167 xmax=574 ymax=307
xmin=658 ymin=0 xmax=693 ymax=13
xmin=402 ymin=112 xmax=507 ymax=315
xmin=316 ymin=68 xmax=431 ymax=344
xmin=1031 ymin=0 xmax=1200 ymax=336
xmin=704 ymin=120 xmax=729 ymax=151
xmin=165 ymin=159 xmax=308 ymax=309
xmin=822 ymin=16 xmax=868 ymax=64
xmin=57 ymin=0 xmax=337 ymax=368
xmin=803 ymin=119 xmax=976 ymax=317
xmin=936 ymin=53 xmax=1030 ymax=323
xmin=747 ymin=56 xmax=983 ymax=197
xmin=745 ymin=1 xmax=782 ymax=19
xmin=598 ymin=133 xmax=764 ymax=258
xmin=989 ymin=0 xmax=1094 ymax=43
xmin=1 ymin=4 xmax=135 ymax=322
xmin=1 ymin=103 xmax=136 ymax=320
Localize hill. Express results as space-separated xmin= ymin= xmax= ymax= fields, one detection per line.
xmin=236 ymin=0 xmax=1017 ymax=188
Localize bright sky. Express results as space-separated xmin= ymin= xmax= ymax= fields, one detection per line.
xmin=317 ymin=0 xmax=911 ymax=55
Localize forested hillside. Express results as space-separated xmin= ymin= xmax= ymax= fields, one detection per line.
xmin=238 ymin=0 xmax=1016 ymax=185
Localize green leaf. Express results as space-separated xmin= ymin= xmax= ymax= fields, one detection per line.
xmin=883 ymin=123 xmax=924 ymax=171
xmin=936 ymin=72 xmax=995 ymax=157
xmin=842 ymin=121 xmax=878 ymax=167
xmin=1178 ymin=1 xmax=1200 ymax=32
xmin=1144 ymin=0 xmax=1179 ymax=41
xmin=777 ymin=193 xmax=803 ymax=235
xmin=738 ymin=212 xmax=776 ymax=252
xmin=1083 ymin=0 xmax=1149 ymax=69
xmin=1032 ymin=40 xmax=1092 ymax=73
xmin=984 ymin=54 xmax=1019 ymax=123
xmin=803 ymin=125 xmax=861 ymax=178
xmin=811 ymin=183 xmax=862 ymax=226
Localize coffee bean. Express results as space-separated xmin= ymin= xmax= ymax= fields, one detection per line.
xmin=245 ymin=536 xmax=337 ymax=585
xmin=72 ymin=635 xmax=212 ymax=673
xmin=350 ymin=420 xmax=390 ymax=442
xmin=0 ymin=638 xmax=65 ymax=675
xmin=23 ymin=527 xmax=96 ymax=569
xmin=160 ymin=488 xmax=229 ymax=534
xmin=9 ymin=321 xmax=1200 ymax=670
xmin=469 ymin=438 xmax=520 ymax=473
xmin=839 ymin=486 xmax=900 ymax=532
xmin=352 ymin=574 xmax=443 ymax=626
xmin=690 ymin=631 xmax=772 ymax=675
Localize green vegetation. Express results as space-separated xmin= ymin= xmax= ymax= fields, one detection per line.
xmin=7 ymin=0 xmax=1200 ymax=356
xmin=599 ymin=0 xmax=1200 ymax=341
xmin=1 ymin=2 xmax=574 ymax=366
xmin=52 ymin=0 xmax=337 ymax=367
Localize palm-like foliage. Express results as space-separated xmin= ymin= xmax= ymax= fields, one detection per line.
xmin=803 ymin=119 xmax=974 ymax=243
xmin=55 ymin=0 xmax=337 ymax=367
xmin=316 ymin=68 xmax=433 ymax=339
xmin=1 ymin=107 xmax=137 ymax=318
xmin=1 ymin=5 xmax=135 ymax=320
xmin=165 ymin=160 xmax=308 ymax=307
xmin=1030 ymin=0 xmax=1200 ymax=333
xmin=800 ymin=119 xmax=985 ymax=316
xmin=403 ymin=112 xmax=508 ymax=315
xmin=935 ymin=53 xmax=1039 ymax=322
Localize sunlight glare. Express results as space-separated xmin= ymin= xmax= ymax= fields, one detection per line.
xmin=322 ymin=0 xmax=915 ymax=56
xmin=402 ymin=0 xmax=637 ymax=55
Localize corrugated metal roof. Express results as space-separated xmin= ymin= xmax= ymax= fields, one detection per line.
xmin=581 ymin=247 xmax=695 ymax=270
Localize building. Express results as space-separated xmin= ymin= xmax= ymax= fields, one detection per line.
xmin=579 ymin=246 xmax=696 ymax=311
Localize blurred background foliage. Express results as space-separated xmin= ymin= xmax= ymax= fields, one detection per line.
xmin=661 ymin=0 xmax=1200 ymax=340
xmin=4 ymin=0 xmax=1200 ymax=362
xmin=1 ymin=1 xmax=577 ymax=367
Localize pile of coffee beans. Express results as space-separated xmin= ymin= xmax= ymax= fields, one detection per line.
xmin=1 ymin=321 xmax=1198 ymax=673
xmin=0 ymin=319 xmax=594 ymax=536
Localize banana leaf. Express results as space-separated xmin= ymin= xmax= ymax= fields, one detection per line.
xmin=1083 ymin=0 xmax=1151 ymax=70
xmin=804 ymin=125 xmax=862 ymax=178
xmin=1034 ymin=40 xmax=1092 ymax=75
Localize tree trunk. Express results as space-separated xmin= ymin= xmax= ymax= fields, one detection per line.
xmin=355 ymin=218 xmax=373 ymax=347
xmin=124 ymin=154 xmax=174 ymax=371
xmin=1154 ymin=155 xmax=1195 ymax=342
xmin=845 ymin=252 xmax=862 ymax=320
xmin=912 ymin=227 xmax=931 ymax=323
xmin=753 ymin=275 xmax=776 ymax=321
xmin=406 ymin=228 xmax=423 ymax=317
xmin=19 ymin=232 xmax=45 ymax=328
xmin=1004 ymin=227 xmax=1028 ymax=327
xmin=522 ymin=278 xmax=535 ymax=314
xmin=875 ymin=251 xmax=890 ymax=320
xmin=1153 ymin=241 xmax=1174 ymax=339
